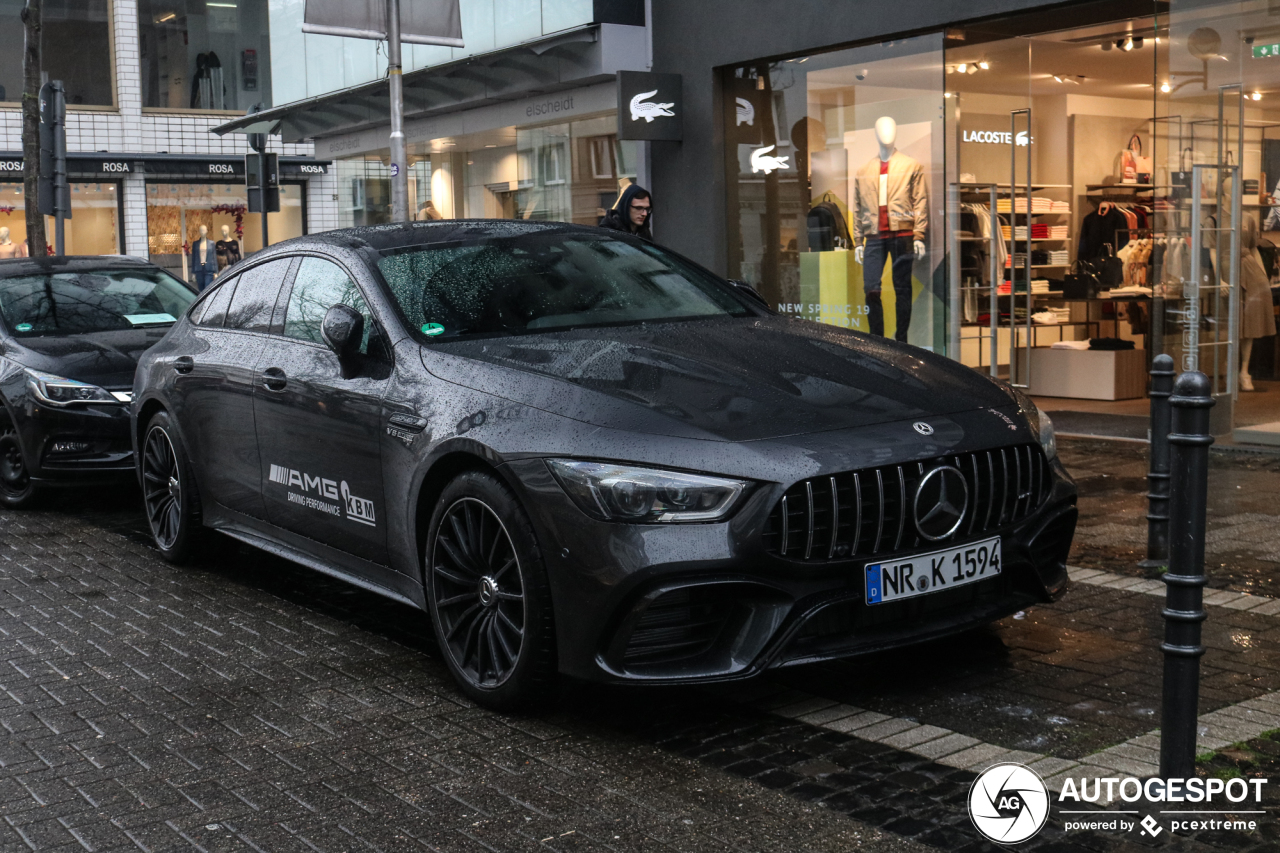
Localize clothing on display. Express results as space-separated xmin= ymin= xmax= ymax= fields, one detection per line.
xmin=1089 ymin=337 xmax=1136 ymax=351
xmin=215 ymin=239 xmax=242 ymax=271
xmin=190 ymin=237 xmax=218 ymax=291
xmin=1050 ymin=339 xmax=1092 ymax=350
xmin=861 ymin=233 xmax=915 ymax=341
xmin=1078 ymin=201 xmax=1133 ymax=261
xmin=853 ymin=150 xmax=928 ymax=244
xmin=191 ymin=52 xmax=226 ymax=110
xmin=1240 ymin=214 xmax=1279 ymax=340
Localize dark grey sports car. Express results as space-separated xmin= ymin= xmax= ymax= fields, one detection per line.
xmin=132 ymin=221 xmax=1076 ymax=710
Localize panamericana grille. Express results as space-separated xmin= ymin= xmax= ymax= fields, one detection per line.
xmin=762 ymin=443 xmax=1052 ymax=562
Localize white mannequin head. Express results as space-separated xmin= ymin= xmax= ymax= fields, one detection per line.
xmin=0 ymin=227 xmax=9 ymax=244
xmin=198 ymin=225 xmax=208 ymax=241
xmin=221 ymin=224 xmax=231 ymax=239
xmin=875 ymin=116 xmax=897 ymax=157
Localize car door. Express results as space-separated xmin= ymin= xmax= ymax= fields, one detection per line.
xmin=168 ymin=258 xmax=295 ymax=518
xmin=253 ymin=254 xmax=391 ymax=564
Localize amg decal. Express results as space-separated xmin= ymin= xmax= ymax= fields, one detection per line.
xmin=269 ymin=463 xmax=377 ymax=527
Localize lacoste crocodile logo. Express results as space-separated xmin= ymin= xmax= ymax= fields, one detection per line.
xmin=750 ymin=145 xmax=789 ymax=174
xmin=629 ymin=90 xmax=675 ymax=122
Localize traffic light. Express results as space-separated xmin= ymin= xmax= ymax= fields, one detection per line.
xmin=246 ymin=152 xmax=279 ymax=214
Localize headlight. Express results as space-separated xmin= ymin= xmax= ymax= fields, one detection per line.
xmin=25 ymin=369 xmax=117 ymax=406
xmin=547 ymin=459 xmax=747 ymax=523
xmin=1037 ymin=408 xmax=1057 ymax=461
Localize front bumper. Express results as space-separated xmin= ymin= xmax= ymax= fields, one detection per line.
xmin=505 ymin=456 xmax=1077 ymax=685
xmin=15 ymin=399 xmax=134 ymax=484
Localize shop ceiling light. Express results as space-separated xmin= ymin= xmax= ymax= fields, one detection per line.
xmin=978 ymin=60 xmax=990 ymax=70
xmin=1161 ymin=81 xmax=1172 ymax=93
xmin=1253 ymin=91 xmax=1263 ymax=100
xmin=956 ymin=63 xmax=967 ymax=73
xmin=1123 ymin=38 xmax=1134 ymax=51
xmin=1134 ymin=37 xmax=1144 ymax=49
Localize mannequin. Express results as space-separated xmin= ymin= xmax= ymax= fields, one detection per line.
xmin=190 ymin=225 xmax=218 ymax=292
xmin=215 ymin=224 xmax=242 ymax=271
xmin=853 ymin=116 xmax=928 ymax=341
xmin=1238 ymin=214 xmax=1277 ymax=391
xmin=0 ymin=227 xmax=20 ymax=259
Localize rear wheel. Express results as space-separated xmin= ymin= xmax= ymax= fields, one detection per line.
xmin=141 ymin=411 xmax=204 ymax=563
xmin=426 ymin=471 xmax=556 ymax=711
xmin=0 ymin=423 xmax=38 ymax=509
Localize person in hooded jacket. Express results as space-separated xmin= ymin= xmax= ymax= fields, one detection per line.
xmin=599 ymin=183 xmax=654 ymax=240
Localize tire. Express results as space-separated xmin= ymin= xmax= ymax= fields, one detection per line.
xmin=425 ymin=470 xmax=557 ymax=712
xmin=0 ymin=423 xmax=39 ymax=509
xmin=140 ymin=411 xmax=205 ymax=563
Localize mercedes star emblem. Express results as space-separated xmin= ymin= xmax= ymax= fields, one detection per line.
xmin=914 ymin=465 xmax=970 ymax=541
xmin=914 ymin=422 xmax=934 ymax=436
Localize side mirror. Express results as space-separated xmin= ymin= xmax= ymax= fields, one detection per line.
xmin=321 ymin=303 xmax=364 ymax=377
xmin=730 ymin=279 xmax=771 ymax=311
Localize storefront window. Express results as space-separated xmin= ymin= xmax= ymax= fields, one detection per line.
xmin=0 ymin=0 xmax=112 ymax=106
xmin=334 ymin=159 xmax=433 ymax=227
xmin=0 ymin=182 xmax=121 ymax=254
xmin=145 ymin=183 xmax=302 ymax=281
xmin=724 ymin=35 xmax=947 ymax=351
xmin=138 ymin=0 xmax=273 ymax=110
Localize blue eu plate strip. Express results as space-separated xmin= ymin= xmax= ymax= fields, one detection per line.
xmin=865 ymin=564 xmax=882 ymax=604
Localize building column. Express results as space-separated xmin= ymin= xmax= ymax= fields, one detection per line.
xmin=114 ymin=0 xmax=147 ymax=257
xmin=122 ymin=173 xmax=148 ymax=258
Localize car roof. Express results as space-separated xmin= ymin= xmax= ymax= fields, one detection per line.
xmin=0 ymin=255 xmax=165 ymax=277
xmin=258 ymin=220 xmax=618 ymax=257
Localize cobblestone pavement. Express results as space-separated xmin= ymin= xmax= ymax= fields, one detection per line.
xmin=1062 ymin=439 xmax=1280 ymax=596
xmin=0 ymin=436 xmax=1277 ymax=852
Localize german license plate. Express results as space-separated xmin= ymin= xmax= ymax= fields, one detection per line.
xmin=865 ymin=537 xmax=1002 ymax=605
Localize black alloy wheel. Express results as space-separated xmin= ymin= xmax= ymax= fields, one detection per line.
xmin=141 ymin=411 xmax=204 ymax=563
xmin=427 ymin=471 xmax=555 ymax=710
xmin=0 ymin=425 xmax=37 ymax=509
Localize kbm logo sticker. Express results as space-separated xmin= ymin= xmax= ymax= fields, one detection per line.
xmin=969 ymin=763 xmax=1050 ymax=844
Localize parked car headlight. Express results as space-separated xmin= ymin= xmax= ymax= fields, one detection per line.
xmin=25 ymin=369 xmax=117 ymax=406
xmin=1037 ymin=409 xmax=1057 ymax=461
xmin=548 ymin=459 xmax=747 ymax=523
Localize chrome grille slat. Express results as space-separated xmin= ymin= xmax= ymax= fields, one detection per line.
xmin=873 ymin=470 xmax=886 ymax=554
xmin=780 ymin=495 xmax=790 ymax=556
xmin=852 ymin=472 xmax=863 ymax=555
xmin=827 ymin=477 xmax=839 ymax=559
xmin=764 ymin=443 xmax=1050 ymax=562
xmin=804 ymin=481 xmax=815 ymax=560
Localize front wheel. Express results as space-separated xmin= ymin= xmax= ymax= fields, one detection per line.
xmin=425 ymin=471 xmax=556 ymax=711
xmin=141 ymin=411 xmax=205 ymax=563
xmin=0 ymin=424 xmax=38 ymax=509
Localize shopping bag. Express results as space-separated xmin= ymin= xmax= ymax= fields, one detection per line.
xmin=1121 ymin=134 xmax=1152 ymax=184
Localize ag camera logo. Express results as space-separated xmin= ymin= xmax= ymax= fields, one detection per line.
xmin=969 ymin=762 xmax=1050 ymax=844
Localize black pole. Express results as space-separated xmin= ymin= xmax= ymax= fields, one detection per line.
xmin=1159 ymin=370 xmax=1214 ymax=780
xmin=1142 ymin=353 xmax=1176 ymax=567
xmin=260 ymin=151 xmax=269 ymax=252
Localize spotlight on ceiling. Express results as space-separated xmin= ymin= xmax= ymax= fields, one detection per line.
xmin=978 ymin=60 xmax=990 ymax=70
xmin=1122 ymin=38 xmax=1134 ymax=51
xmin=1101 ymin=40 xmax=1113 ymax=51
xmin=1160 ymin=81 xmax=1172 ymax=93
xmin=1253 ymin=91 xmax=1263 ymax=101
xmin=957 ymin=63 xmax=968 ymax=73
xmin=1134 ymin=37 xmax=1144 ymax=49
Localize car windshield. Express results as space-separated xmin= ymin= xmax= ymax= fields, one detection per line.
xmin=377 ymin=232 xmax=753 ymax=341
xmin=0 ymin=268 xmax=196 ymax=336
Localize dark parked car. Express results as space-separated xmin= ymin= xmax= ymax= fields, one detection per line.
xmin=132 ymin=221 xmax=1076 ymax=710
xmin=0 ymin=256 xmax=197 ymax=508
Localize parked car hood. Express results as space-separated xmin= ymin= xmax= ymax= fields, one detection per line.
xmin=422 ymin=316 xmax=1015 ymax=443
xmin=4 ymin=327 xmax=172 ymax=388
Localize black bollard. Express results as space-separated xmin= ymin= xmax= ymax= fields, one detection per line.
xmin=1141 ymin=354 xmax=1176 ymax=568
xmin=1159 ymin=371 xmax=1214 ymax=780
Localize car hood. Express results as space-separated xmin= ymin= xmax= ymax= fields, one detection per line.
xmin=4 ymin=327 xmax=172 ymax=388
xmin=421 ymin=316 xmax=1016 ymax=442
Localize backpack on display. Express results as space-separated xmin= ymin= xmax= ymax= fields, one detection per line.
xmin=807 ymin=193 xmax=851 ymax=251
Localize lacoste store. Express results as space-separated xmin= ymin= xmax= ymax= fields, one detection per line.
xmin=318 ymin=83 xmax=639 ymax=228
xmin=712 ymin=0 xmax=1280 ymax=442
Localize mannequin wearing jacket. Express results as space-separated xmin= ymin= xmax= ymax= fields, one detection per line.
xmin=215 ymin=224 xmax=242 ymax=271
xmin=1239 ymin=214 xmax=1277 ymax=391
xmin=190 ymin=225 xmax=218 ymax=292
xmin=854 ymin=117 xmax=927 ymax=341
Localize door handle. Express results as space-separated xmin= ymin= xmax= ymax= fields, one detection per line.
xmin=173 ymin=356 xmax=194 ymax=374
xmin=261 ymin=367 xmax=287 ymax=392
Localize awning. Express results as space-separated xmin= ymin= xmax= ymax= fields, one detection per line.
xmin=211 ymin=23 xmax=646 ymax=143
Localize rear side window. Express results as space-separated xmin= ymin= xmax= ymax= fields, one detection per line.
xmin=225 ymin=259 xmax=292 ymax=332
xmin=283 ymin=257 xmax=375 ymax=355
xmin=192 ymin=277 xmax=237 ymax=327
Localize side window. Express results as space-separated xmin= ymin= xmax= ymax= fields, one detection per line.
xmin=283 ymin=257 xmax=378 ymax=355
xmin=225 ymin=259 xmax=292 ymax=332
xmin=193 ymin=277 xmax=238 ymax=327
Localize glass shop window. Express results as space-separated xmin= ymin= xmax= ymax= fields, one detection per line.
xmin=0 ymin=0 xmax=113 ymax=106
xmin=138 ymin=0 xmax=273 ymax=110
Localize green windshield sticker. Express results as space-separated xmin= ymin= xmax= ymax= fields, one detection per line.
xmin=15 ymin=323 xmax=32 ymax=332
xmin=421 ymin=323 xmax=445 ymax=337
